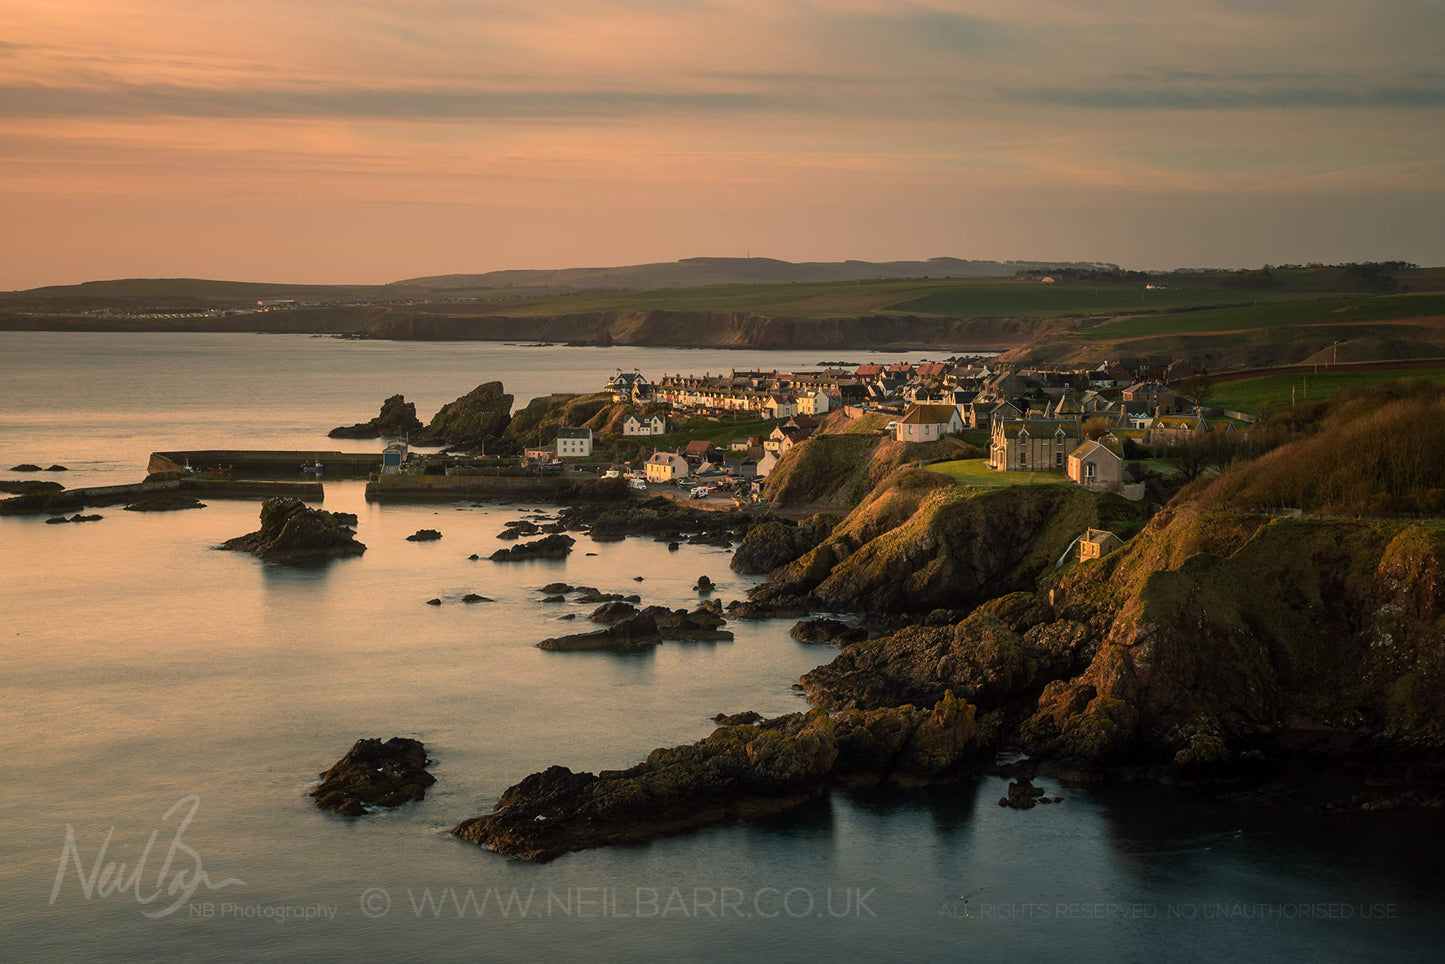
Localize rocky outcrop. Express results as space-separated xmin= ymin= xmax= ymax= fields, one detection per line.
xmin=713 ymin=711 xmax=763 ymax=726
xmin=415 ymin=381 xmax=513 ymax=447
xmin=406 ymin=528 xmax=442 ymax=542
xmin=748 ymin=475 xmax=1104 ymax=615
xmin=45 ymin=513 xmax=102 ymax=524
xmin=490 ymin=533 xmax=575 ymax=561
xmin=219 ymin=497 xmax=366 ymax=562
xmin=642 ymin=605 xmax=734 ymax=641
xmin=453 ymin=694 xmax=979 ymax=861
xmin=328 ymin=393 xmax=424 ymax=439
xmin=730 ymin=514 xmax=839 ymax=574
xmin=9 ymin=464 xmax=42 ymax=472
xmin=123 ymin=494 xmax=206 ymax=512
xmin=537 ymin=614 xmax=662 ymax=651
xmin=311 ymin=738 xmax=436 ymax=816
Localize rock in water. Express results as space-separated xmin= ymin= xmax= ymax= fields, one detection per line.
xmin=406 ymin=529 xmax=443 ymax=542
xmin=45 ymin=464 xmax=68 ymax=472
xmin=219 ymin=497 xmax=366 ymax=563
xmin=537 ymin=614 xmax=662 ymax=651
xmin=712 ymin=711 xmax=763 ymax=726
xmin=44 ymin=513 xmax=102 ymax=524
xmin=695 ymin=575 xmax=714 ymax=593
xmin=417 ymin=381 xmax=513 ymax=446
xmin=461 ymin=593 xmax=492 ymax=604
xmin=789 ymin=618 xmax=867 ymax=646
xmin=0 ymin=480 xmax=65 ymax=495
xmin=328 ymin=393 xmax=424 ymax=439
xmin=490 ymin=533 xmax=575 ymax=561
xmin=123 ymin=495 xmax=207 ymax=512
xmin=311 ymin=738 xmax=436 ymax=816
xmin=1000 ymin=776 xmax=1048 ymax=810
xmin=9 ymin=464 xmax=42 ymax=472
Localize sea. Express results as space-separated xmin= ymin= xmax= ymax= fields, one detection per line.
xmin=2 ymin=331 xmax=1442 ymax=962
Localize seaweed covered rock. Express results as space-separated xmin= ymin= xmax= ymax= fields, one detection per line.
xmin=416 ymin=381 xmax=513 ymax=447
xmin=219 ymin=497 xmax=366 ymax=562
xmin=311 ymin=738 xmax=436 ymax=816
xmin=453 ymin=695 xmax=980 ymax=861
xmin=490 ymin=533 xmax=575 ymax=561
xmin=328 ymin=393 xmax=424 ymax=439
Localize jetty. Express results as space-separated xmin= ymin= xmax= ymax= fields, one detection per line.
xmin=0 ymin=478 xmax=323 ymax=516
xmin=149 ymin=450 xmax=382 ymax=478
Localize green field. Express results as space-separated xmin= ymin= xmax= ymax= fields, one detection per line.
xmin=886 ymin=283 xmax=1290 ymax=319
xmin=1211 ymin=366 xmax=1445 ymax=413
xmin=1080 ymin=292 xmax=1445 ymax=341
xmin=925 ymin=458 xmax=1069 ymax=487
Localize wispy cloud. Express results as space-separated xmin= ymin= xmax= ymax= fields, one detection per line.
xmin=999 ymin=83 xmax=1445 ymax=110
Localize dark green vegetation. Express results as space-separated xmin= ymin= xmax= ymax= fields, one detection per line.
xmin=1080 ymin=292 xmax=1445 ymax=341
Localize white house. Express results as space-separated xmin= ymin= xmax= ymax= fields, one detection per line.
xmin=755 ymin=450 xmax=780 ymax=478
xmin=895 ymin=403 xmax=963 ymax=442
xmin=764 ymin=393 xmax=798 ymax=419
xmin=644 ymin=451 xmax=689 ymax=483
xmin=622 ymin=414 xmax=668 ymax=436
xmin=555 ymin=426 xmax=593 ymax=458
xmin=797 ymin=391 xmax=832 ymax=416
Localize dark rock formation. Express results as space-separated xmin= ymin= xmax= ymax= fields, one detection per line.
xmin=328 ymin=393 xmax=424 ymax=439
xmin=0 ymin=479 xmax=64 ymax=495
xmin=497 ymin=520 xmax=541 ymax=540
xmin=462 ymin=593 xmax=492 ymax=604
xmin=453 ymin=694 xmax=978 ymax=861
xmin=575 ymin=590 xmax=641 ymax=604
xmin=9 ymin=464 xmax=41 ymax=472
xmin=490 ymin=533 xmax=575 ymax=561
xmin=589 ymin=601 xmax=638 ymax=623
xmin=789 ymin=618 xmax=867 ymax=646
xmin=416 ymin=381 xmax=513 ymax=446
xmin=556 ymin=497 xmax=749 ymax=544
xmin=311 ymin=738 xmax=436 ymax=816
xmin=695 ymin=575 xmax=714 ymax=593
xmin=999 ymin=776 xmax=1049 ymax=810
xmin=426 ymin=598 xmax=442 ymax=606
xmin=730 ymin=517 xmax=835 ymax=574
xmin=44 ymin=513 xmax=102 ymax=524
xmin=123 ymin=495 xmax=207 ymax=512
xmin=541 ymin=582 xmax=573 ymax=593
xmin=541 ymin=595 xmax=565 ymax=603
xmin=537 ymin=614 xmax=662 ymax=651
xmin=713 ymin=711 xmax=763 ymax=726
xmin=219 ymin=497 xmax=366 ymax=563
xmin=406 ymin=529 xmax=443 ymax=542
xmin=640 ymin=605 xmax=734 ymax=641
xmin=45 ymin=464 xmax=68 ymax=472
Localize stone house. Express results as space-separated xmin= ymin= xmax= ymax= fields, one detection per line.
xmin=989 ymin=418 xmax=1084 ymax=472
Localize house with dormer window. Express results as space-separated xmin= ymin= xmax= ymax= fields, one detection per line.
xmin=988 ymin=418 xmax=1083 ymax=472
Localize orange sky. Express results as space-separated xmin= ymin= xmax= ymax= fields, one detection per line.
xmin=2 ymin=0 xmax=1443 ymax=287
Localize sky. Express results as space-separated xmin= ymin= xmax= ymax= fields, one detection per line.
xmin=2 ymin=0 xmax=1443 ymax=288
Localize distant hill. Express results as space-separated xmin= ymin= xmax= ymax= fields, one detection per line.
xmin=392 ymin=256 xmax=1117 ymax=292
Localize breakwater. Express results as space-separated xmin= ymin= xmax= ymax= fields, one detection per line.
xmin=365 ymin=474 xmax=629 ymax=503
xmin=149 ymin=450 xmax=382 ymax=478
xmin=0 ymin=478 xmax=323 ymax=516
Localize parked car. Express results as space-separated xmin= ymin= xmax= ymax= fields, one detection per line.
xmin=690 ymin=486 xmax=710 ymax=500
xmin=628 ymin=478 xmax=648 ymax=491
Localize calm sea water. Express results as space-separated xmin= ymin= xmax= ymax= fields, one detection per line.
xmin=2 ymin=332 xmax=1443 ymax=962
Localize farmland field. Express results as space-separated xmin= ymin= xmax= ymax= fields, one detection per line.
xmin=1210 ymin=365 xmax=1445 ymax=413
xmin=1079 ymin=292 xmax=1445 ymax=340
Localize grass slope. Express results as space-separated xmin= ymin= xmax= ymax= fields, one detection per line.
xmin=1211 ymin=367 xmax=1445 ymax=414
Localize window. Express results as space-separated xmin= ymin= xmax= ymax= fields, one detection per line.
xmin=1055 ymin=452 xmax=1063 ymax=466
xmin=1085 ymin=463 xmax=1096 ymax=480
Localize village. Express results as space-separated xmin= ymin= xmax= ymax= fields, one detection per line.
xmin=501 ymin=355 xmax=1244 ymax=513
